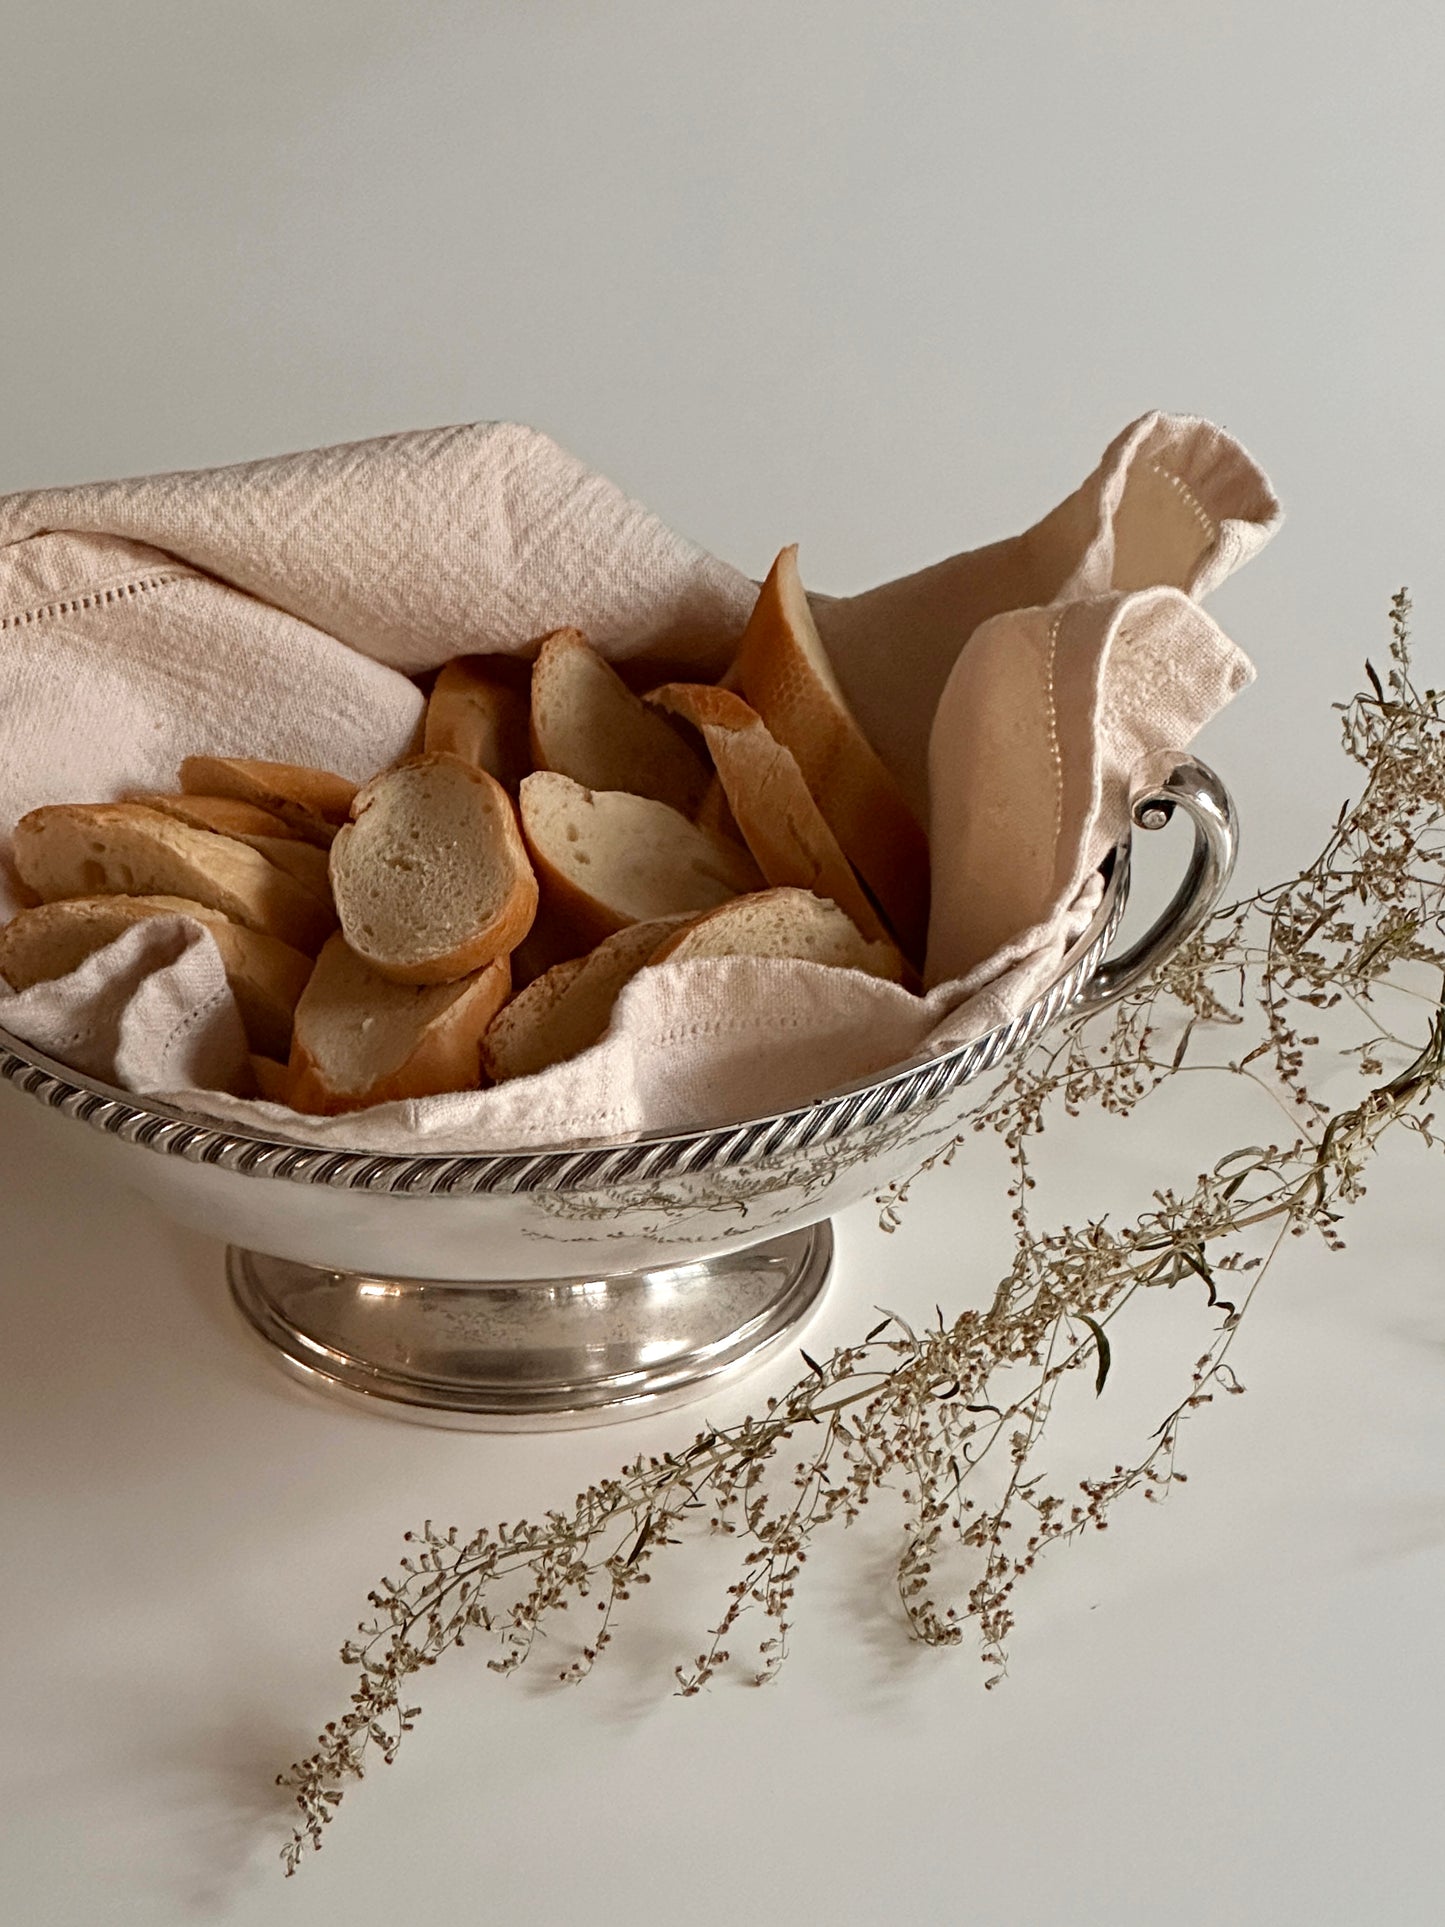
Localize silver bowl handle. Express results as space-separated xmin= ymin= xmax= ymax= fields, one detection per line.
xmin=1074 ymin=750 xmax=1237 ymax=1013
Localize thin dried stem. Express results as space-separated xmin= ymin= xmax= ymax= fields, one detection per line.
xmin=279 ymin=594 xmax=1445 ymax=1875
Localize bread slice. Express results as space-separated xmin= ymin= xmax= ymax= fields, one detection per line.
xmin=424 ymin=655 xmax=533 ymax=791
xmin=648 ymin=887 xmax=908 ymax=983
xmin=647 ymin=682 xmax=897 ymax=949
xmin=518 ymin=771 xmax=762 ymax=945
xmin=0 ymin=893 xmax=313 ymax=1058
xmin=328 ymin=752 xmax=538 ymax=985
xmin=130 ymin=792 xmax=302 ymax=843
xmin=178 ymin=757 xmax=358 ymax=848
xmin=733 ymin=547 xmax=931 ymax=959
xmin=508 ymin=897 xmax=593 ymax=989
xmin=131 ymin=793 xmax=334 ymax=899
xmin=10 ymin=804 xmax=337 ymax=953
xmin=481 ymin=915 xmax=687 ymax=1083
xmin=237 ymin=834 xmax=332 ymax=899
xmin=249 ymin=1053 xmax=293 ymax=1104
xmin=530 ymin=628 xmax=712 ymax=816
xmin=287 ymin=934 xmax=510 ymax=1113
xmin=694 ymin=773 xmax=743 ymax=844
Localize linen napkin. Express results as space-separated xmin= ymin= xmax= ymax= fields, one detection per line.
xmin=0 ymin=412 xmax=1279 ymax=1149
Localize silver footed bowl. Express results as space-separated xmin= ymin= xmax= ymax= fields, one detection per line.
xmin=0 ymin=754 xmax=1235 ymax=1430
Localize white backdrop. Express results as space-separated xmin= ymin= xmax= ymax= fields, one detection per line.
xmin=2 ymin=7 xmax=1443 ymax=1924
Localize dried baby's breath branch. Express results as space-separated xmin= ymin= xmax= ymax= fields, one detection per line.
xmin=279 ymin=593 xmax=1445 ymax=1874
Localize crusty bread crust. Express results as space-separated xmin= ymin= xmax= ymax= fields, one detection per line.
xmin=530 ymin=629 xmax=712 ymax=815
xmin=508 ymin=897 xmax=594 ymax=988
xmin=329 ymin=753 xmax=538 ymax=985
xmin=424 ymin=655 xmax=534 ymax=791
xmin=647 ymin=887 xmax=908 ymax=983
xmin=693 ymin=773 xmax=744 ymax=844
xmin=518 ymin=771 xmax=761 ymax=947
xmin=130 ymin=790 xmax=333 ymax=894
xmin=482 ymin=915 xmax=686 ymax=1083
xmin=522 ymin=838 xmax=631 ymax=948
xmin=0 ymin=892 xmax=313 ymax=1058
xmin=249 ymin=1054 xmax=293 ymax=1104
xmin=480 ymin=952 xmax=589 ymax=1081
xmin=131 ymin=793 xmax=302 ymax=842
xmin=733 ymin=547 xmax=930 ymax=960
xmin=131 ymin=794 xmax=332 ymax=896
xmin=10 ymin=803 xmax=337 ymax=953
xmin=241 ymin=834 xmax=332 ymax=898
xmin=286 ymin=934 xmax=510 ymax=1113
xmin=647 ymin=681 xmax=896 ymax=949
xmin=179 ymin=757 xmax=358 ymax=847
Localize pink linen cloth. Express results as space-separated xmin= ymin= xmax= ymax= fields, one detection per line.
xmin=0 ymin=412 xmax=1279 ymax=1148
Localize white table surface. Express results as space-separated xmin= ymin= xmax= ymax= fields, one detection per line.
xmin=3 ymin=7 xmax=1443 ymax=1923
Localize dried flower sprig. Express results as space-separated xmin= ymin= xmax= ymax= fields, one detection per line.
xmin=279 ymin=593 xmax=1445 ymax=1875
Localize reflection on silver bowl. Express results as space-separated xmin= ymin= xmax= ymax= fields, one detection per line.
xmin=0 ymin=756 xmax=1234 ymax=1430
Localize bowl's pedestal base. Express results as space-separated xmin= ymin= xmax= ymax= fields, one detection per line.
xmin=226 ymin=1222 xmax=833 ymax=1430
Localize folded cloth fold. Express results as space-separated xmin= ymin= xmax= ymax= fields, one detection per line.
xmin=0 ymin=412 xmax=1280 ymax=1150
xmin=0 ymin=916 xmax=249 ymax=1093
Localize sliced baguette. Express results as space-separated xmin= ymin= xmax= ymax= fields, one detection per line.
xmin=482 ymin=915 xmax=688 ymax=1083
xmin=10 ymin=804 xmax=337 ymax=953
xmin=178 ymin=757 xmax=358 ymax=848
xmin=287 ymin=934 xmax=510 ymax=1113
xmin=694 ymin=773 xmax=743 ymax=844
xmin=329 ymin=752 xmax=538 ymax=985
xmin=518 ymin=771 xmax=762 ymax=945
xmin=648 ymin=887 xmax=908 ymax=983
xmin=424 ymin=654 xmax=533 ymax=791
xmin=237 ymin=834 xmax=332 ymax=899
xmin=733 ymin=547 xmax=931 ymax=959
xmin=131 ymin=793 xmax=334 ymax=900
xmin=0 ymin=893 xmax=313 ymax=1058
xmin=508 ymin=896 xmax=594 ymax=989
xmin=249 ymin=1054 xmax=293 ymax=1104
xmin=647 ymin=682 xmax=897 ymax=950
xmin=130 ymin=792 xmax=303 ymax=843
xmin=530 ymin=628 xmax=711 ymax=816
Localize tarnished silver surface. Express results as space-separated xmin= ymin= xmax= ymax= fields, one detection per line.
xmin=1073 ymin=749 xmax=1236 ymax=1013
xmin=0 ymin=875 xmax=1128 ymax=1197
xmin=227 ymin=1223 xmax=833 ymax=1429
xmin=0 ymin=754 xmax=1236 ymax=1425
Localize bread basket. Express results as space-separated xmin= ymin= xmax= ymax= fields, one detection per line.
xmin=0 ymin=755 xmax=1233 ymax=1429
